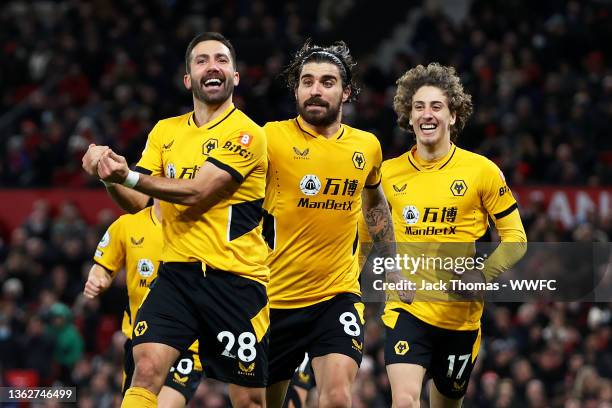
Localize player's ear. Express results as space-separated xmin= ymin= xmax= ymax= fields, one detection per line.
xmin=450 ymin=112 xmax=456 ymax=126
xmin=184 ymin=73 xmax=192 ymax=91
xmin=233 ymin=70 xmax=240 ymax=87
xmin=342 ymin=86 xmax=350 ymax=103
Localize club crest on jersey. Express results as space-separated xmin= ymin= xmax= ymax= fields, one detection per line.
xmin=299 ymin=175 xmax=321 ymax=196
xmin=137 ymin=259 xmax=155 ymax=278
xmin=293 ymin=147 xmax=310 ymax=159
xmin=393 ymin=183 xmax=407 ymax=193
xmin=352 ymin=151 xmax=365 ymax=170
xmin=402 ymin=206 xmax=420 ymax=224
xmin=98 ymin=231 xmax=110 ymax=248
xmin=203 ymin=138 xmax=219 ymax=155
xmin=450 ymin=180 xmax=467 ymax=196
xmin=166 ymin=163 xmax=176 ymax=178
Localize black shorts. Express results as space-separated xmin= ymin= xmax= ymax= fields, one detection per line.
xmin=123 ymin=339 xmax=203 ymax=402
xmin=268 ymin=293 xmax=364 ymax=384
xmin=283 ymin=354 xmax=316 ymax=408
xmin=132 ymin=262 xmax=269 ymax=387
xmin=290 ymin=353 xmax=315 ymax=391
xmin=384 ymin=308 xmax=481 ymax=399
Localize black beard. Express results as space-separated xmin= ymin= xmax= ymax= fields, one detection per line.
xmin=192 ymin=77 xmax=234 ymax=105
xmin=297 ymin=98 xmax=341 ymax=127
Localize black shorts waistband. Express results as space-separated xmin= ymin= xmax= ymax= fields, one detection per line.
xmin=161 ymin=262 xmax=222 ymax=275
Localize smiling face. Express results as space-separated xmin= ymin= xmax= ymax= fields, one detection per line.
xmin=410 ymin=85 xmax=456 ymax=148
xmin=184 ymin=40 xmax=239 ymax=105
xmin=295 ymin=62 xmax=350 ymax=128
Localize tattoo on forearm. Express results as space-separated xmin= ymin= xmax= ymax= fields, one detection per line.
xmin=362 ymin=186 xmax=397 ymax=261
xmin=365 ymin=206 xmax=391 ymax=242
xmin=364 ymin=200 xmax=396 ymax=259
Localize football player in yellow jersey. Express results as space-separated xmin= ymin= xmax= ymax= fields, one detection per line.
xmin=381 ymin=63 xmax=527 ymax=408
xmin=83 ymin=200 xmax=203 ymax=407
xmin=263 ymin=41 xmax=399 ymax=408
xmin=82 ymin=33 xmax=269 ymax=408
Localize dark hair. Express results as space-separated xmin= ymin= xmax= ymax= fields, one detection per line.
xmin=393 ymin=63 xmax=473 ymax=142
xmin=282 ymin=39 xmax=360 ymax=102
xmin=184 ymin=32 xmax=237 ymax=73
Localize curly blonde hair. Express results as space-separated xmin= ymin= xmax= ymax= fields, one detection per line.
xmin=393 ymin=63 xmax=473 ymax=142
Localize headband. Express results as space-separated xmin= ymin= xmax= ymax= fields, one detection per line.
xmin=301 ymin=50 xmax=351 ymax=84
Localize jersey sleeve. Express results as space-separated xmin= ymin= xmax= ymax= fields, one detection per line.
xmin=206 ymin=127 xmax=267 ymax=183
xmin=135 ymin=122 xmax=164 ymax=176
xmin=263 ymin=122 xmax=276 ymax=165
xmin=365 ymin=136 xmax=383 ymax=188
xmin=93 ymin=218 xmax=126 ymax=277
xmin=483 ymin=210 xmax=527 ymax=281
xmin=480 ymin=159 xmax=518 ymax=220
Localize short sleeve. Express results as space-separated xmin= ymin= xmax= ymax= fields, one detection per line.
xmin=206 ymin=127 xmax=266 ymax=183
xmin=365 ymin=137 xmax=383 ymax=188
xmin=135 ymin=122 xmax=164 ymax=177
xmin=480 ymin=160 xmax=518 ymax=220
xmin=263 ymin=122 xmax=276 ymax=168
xmin=93 ymin=218 xmax=126 ymax=276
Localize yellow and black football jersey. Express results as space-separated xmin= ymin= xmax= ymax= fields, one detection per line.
xmin=93 ymin=206 xmax=162 ymax=339
xmin=382 ymin=144 xmax=521 ymax=330
xmin=264 ymin=116 xmax=382 ymax=308
xmin=136 ymin=104 xmax=269 ymax=284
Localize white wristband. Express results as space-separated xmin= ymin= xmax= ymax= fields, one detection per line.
xmin=122 ymin=170 xmax=140 ymax=188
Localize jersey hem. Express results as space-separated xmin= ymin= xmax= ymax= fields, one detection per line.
xmin=270 ymin=290 xmax=360 ymax=309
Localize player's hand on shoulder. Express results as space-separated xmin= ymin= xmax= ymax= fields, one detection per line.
xmin=84 ymin=265 xmax=112 ymax=299
xmin=82 ymin=144 xmax=110 ymax=176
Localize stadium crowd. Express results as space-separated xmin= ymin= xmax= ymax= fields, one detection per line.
xmin=1 ymin=0 xmax=611 ymax=406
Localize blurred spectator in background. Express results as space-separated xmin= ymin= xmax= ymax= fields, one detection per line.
xmin=18 ymin=314 xmax=55 ymax=384
xmin=44 ymin=302 xmax=84 ymax=384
